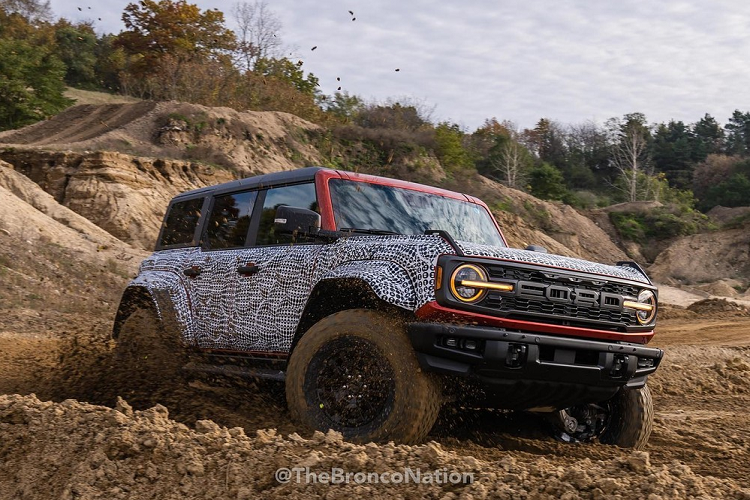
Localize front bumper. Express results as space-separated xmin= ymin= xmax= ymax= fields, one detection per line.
xmin=408 ymin=322 xmax=664 ymax=409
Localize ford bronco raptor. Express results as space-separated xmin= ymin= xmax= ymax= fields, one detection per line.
xmin=113 ymin=167 xmax=662 ymax=447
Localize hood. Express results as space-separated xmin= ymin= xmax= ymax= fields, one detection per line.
xmin=456 ymin=241 xmax=650 ymax=285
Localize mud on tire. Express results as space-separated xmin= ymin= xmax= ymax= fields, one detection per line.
xmin=600 ymin=384 xmax=654 ymax=450
xmin=286 ymin=309 xmax=441 ymax=444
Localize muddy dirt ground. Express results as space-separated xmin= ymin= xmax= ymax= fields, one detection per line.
xmin=0 ymin=304 xmax=749 ymax=499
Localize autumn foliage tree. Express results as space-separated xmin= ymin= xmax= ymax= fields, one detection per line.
xmin=116 ymin=0 xmax=236 ymax=78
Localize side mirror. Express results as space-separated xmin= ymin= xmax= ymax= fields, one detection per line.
xmin=274 ymin=206 xmax=321 ymax=236
xmin=525 ymin=244 xmax=548 ymax=253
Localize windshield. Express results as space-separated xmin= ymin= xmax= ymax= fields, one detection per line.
xmin=328 ymin=179 xmax=505 ymax=247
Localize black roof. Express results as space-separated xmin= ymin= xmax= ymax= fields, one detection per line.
xmin=172 ymin=167 xmax=327 ymax=202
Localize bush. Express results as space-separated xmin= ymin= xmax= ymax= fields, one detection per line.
xmin=528 ymin=162 xmax=567 ymax=201
xmin=609 ymin=205 xmax=711 ymax=242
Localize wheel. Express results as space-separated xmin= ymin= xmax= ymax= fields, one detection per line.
xmin=285 ymin=309 xmax=441 ymax=444
xmin=599 ymin=385 xmax=653 ymax=450
xmin=114 ymin=305 xmax=184 ymax=389
xmin=550 ymin=385 xmax=653 ymax=450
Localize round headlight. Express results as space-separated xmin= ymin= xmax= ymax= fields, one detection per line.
xmin=450 ymin=264 xmax=487 ymax=303
xmin=636 ymin=289 xmax=657 ymax=325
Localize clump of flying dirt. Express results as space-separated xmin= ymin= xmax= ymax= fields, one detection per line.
xmin=1 ymin=394 xmax=748 ymax=500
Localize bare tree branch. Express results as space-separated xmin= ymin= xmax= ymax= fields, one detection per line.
xmin=232 ymin=0 xmax=282 ymax=72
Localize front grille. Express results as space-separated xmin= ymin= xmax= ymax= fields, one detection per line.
xmin=479 ymin=263 xmax=641 ymax=330
xmin=485 ymin=294 xmax=636 ymax=326
xmin=486 ymin=266 xmax=640 ymax=297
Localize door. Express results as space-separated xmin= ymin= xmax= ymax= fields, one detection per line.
xmin=183 ymin=189 xmax=258 ymax=350
xmin=229 ymin=182 xmax=323 ymax=352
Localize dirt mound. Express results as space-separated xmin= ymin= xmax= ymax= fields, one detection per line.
xmin=707 ymin=205 xmax=750 ymax=225
xmin=694 ymin=279 xmax=745 ymax=298
xmin=687 ymin=298 xmax=750 ymax=316
xmin=655 ymin=304 xmax=697 ymax=320
xmin=0 ymin=101 xmax=325 ymax=178
xmin=648 ymin=221 xmax=750 ymax=284
xmin=0 ymin=150 xmax=234 ymax=249
xmin=0 ymin=160 xmax=145 ymax=336
xmin=0 ymin=393 xmax=746 ymax=500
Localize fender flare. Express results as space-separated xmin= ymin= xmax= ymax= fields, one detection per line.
xmin=315 ymin=260 xmax=419 ymax=311
xmin=112 ymin=271 xmax=194 ymax=343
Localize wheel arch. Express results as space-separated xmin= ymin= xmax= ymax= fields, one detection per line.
xmin=112 ymin=286 xmax=159 ymax=340
xmin=290 ymin=277 xmax=412 ymax=355
xmin=112 ymin=271 xmax=191 ymax=341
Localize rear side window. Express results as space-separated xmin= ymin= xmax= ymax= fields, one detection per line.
xmin=159 ymin=197 xmax=204 ymax=248
xmin=256 ymin=183 xmax=319 ymax=246
xmin=205 ymin=190 xmax=257 ymax=249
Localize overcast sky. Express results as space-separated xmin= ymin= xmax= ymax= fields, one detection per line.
xmin=50 ymin=0 xmax=750 ymax=131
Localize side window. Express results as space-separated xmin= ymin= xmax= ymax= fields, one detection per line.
xmin=159 ymin=197 xmax=204 ymax=248
xmin=256 ymin=183 xmax=319 ymax=246
xmin=205 ymin=190 xmax=257 ymax=250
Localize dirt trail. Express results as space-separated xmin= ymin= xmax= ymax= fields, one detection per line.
xmin=0 ymin=310 xmax=748 ymax=499
xmin=0 ymin=102 xmax=158 ymax=146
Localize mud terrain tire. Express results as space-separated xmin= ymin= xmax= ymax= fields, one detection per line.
xmin=286 ymin=309 xmax=441 ymax=444
xmin=600 ymin=384 xmax=653 ymax=449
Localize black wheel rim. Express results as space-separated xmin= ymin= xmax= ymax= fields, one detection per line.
xmin=557 ymin=402 xmax=613 ymax=442
xmin=306 ymin=337 xmax=396 ymax=430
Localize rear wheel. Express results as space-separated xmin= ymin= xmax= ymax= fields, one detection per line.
xmin=286 ymin=309 xmax=441 ymax=444
xmin=114 ymin=306 xmax=184 ymax=390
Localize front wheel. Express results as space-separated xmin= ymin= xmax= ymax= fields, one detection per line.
xmin=599 ymin=384 xmax=654 ymax=449
xmin=285 ymin=309 xmax=441 ymax=444
xmin=552 ymin=385 xmax=654 ymax=450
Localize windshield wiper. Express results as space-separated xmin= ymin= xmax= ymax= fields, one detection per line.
xmin=340 ymin=227 xmax=401 ymax=236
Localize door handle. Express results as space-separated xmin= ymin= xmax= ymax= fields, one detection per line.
xmin=237 ymin=264 xmax=260 ymax=276
xmin=183 ymin=266 xmax=202 ymax=278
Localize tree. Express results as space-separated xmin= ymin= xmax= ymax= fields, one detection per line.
xmin=488 ymin=122 xmax=533 ymax=189
xmin=607 ymin=113 xmax=652 ymax=202
xmin=528 ymin=162 xmax=567 ymax=200
xmin=470 ymin=117 xmax=511 ymax=173
xmin=693 ymin=155 xmax=750 ymax=210
xmin=0 ymin=7 xmax=71 ymax=130
xmin=692 ymin=114 xmax=724 ymax=159
xmin=651 ymin=120 xmax=694 ymax=189
xmin=323 ymin=91 xmax=364 ymax=122
xmin=724 ymin=110 xmax=750 ymax=157
xmin=527 ymin=118 xmax=566 ymax=168
xmin=116 ymin=0 xmax=236 ymax=77
xmin=231 ymin=0 xmax=282 ymax=72
xmin=703 ymin=172 xmax=750 ymax=209
xmin=54 ymin=20 xmax=99 ymax=88
xmin=253 ymin=57 xmax=319 ymax=95
xmin=565 ymin=121 xmax=609 ymax=188
xmin=356 ymin=101 xmax=430 ymax=131
xmin=0 ymin=0 xmax=51 ymax=22
xmin=434 ymin=122 xmax=474 ymax=171
xmin=0 ymin=37 xmax=71 ymax=129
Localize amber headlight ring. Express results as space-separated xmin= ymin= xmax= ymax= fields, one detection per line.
xmin=624 ymin=289 xmax=657 ymax=325
xmin=449 ymin=264 xmax=488 ymax=303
